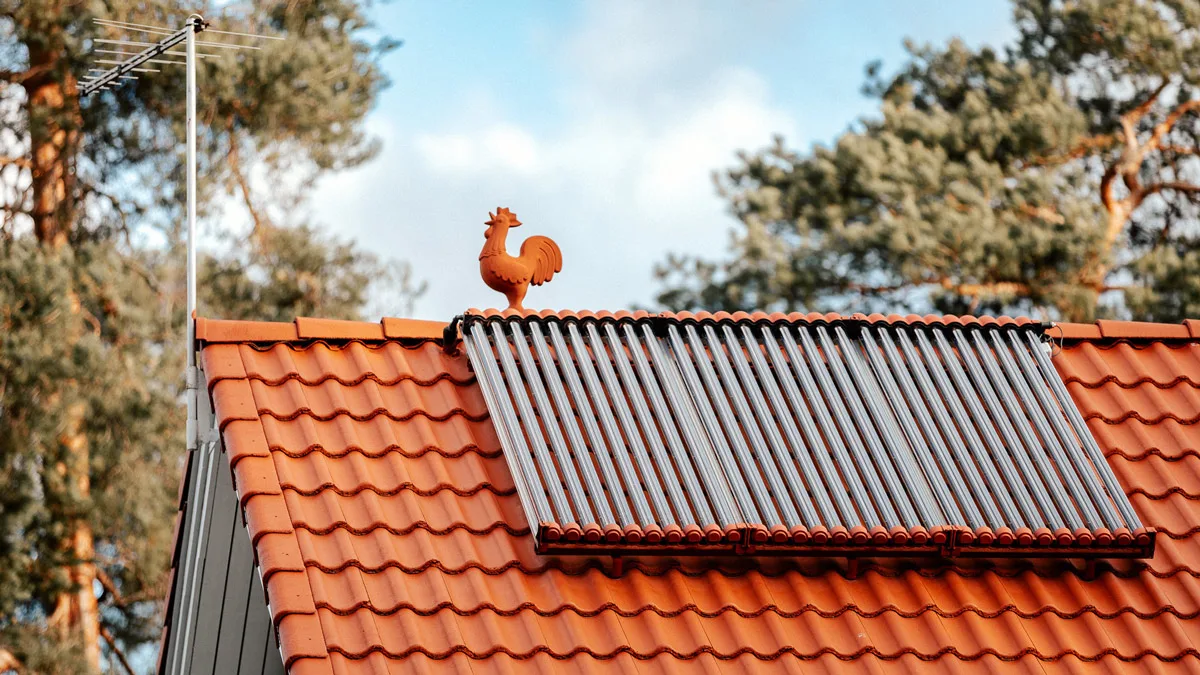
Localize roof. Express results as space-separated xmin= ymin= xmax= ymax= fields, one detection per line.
xmin=196 ymin=312 xmax=1200 ymax=673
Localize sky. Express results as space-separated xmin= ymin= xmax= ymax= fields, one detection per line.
xmin=310 ymin=1 xmax=1017 ymax=321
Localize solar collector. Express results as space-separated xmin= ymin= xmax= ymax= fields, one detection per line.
xmin=464 ymin=312 xmax=1148 ymax=555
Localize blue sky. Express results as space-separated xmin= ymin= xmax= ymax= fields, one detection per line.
xmin=311 ymin=1 xmax=1017 ymax=320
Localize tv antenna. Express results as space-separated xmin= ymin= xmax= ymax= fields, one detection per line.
xmin=81 ymin=14 xmax=281 ymax=674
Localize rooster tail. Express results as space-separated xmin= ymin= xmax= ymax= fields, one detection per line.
xmin=520 ymin=235 xmax=563 ymax=286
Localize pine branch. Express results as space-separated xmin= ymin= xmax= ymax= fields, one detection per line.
xmin=845 ymin=282 xmax=909 ymax=294
xmin=1159 ymin=144 xmax=1200 ymax=156
xmin=0 ymin=64 xmax=53 ymax=86
xmin=1097 ymin=80 xmax=1187 ymax=261
xmin=1144 ymin=99 xmax=1200 ymax=154
xmin=80 ymin=183 xmax=131 ymax=237
xmin=1026 ymin=133 xmax=1117 ymax=167
xmin=1118 ymin=118 xmax=1144 ymax=196
xmin=225 ymin=125 xmax=268 ymax=234
xmin=99 ymin=626 xmax=135 ymax=675
xmin=1109 ymin=79 xmax=1176 ymax=210
xmin=849 ymin=278 xmax=1031 ymax=299
xmin=1016 ymin=203 xmax=1066 ymax=225
xmin=1100 ymin=162 xmax=1120 ymax=212
xmin=0 ymin=157 xmax=30 ymax=169
xmin=95 ymin=569 xmax=125 ymax=607
xmin=1142 ymin=181 xmax=1200 ymax=198
xmin=941 ymin=278 xmax=1030 ymax=299
xmin=1125 ymin=78 xmax=1171 ymax=128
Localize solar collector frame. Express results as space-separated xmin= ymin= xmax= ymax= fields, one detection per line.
xmin=463 ymin=311 xmax=1154 ymax=559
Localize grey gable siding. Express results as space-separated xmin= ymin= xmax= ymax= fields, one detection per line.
xmin=160 ymin=371 xmax=283 ymax=675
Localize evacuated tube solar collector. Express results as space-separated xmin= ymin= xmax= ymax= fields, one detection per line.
xmin=464 ymin=310 xmax=1153 ymax=559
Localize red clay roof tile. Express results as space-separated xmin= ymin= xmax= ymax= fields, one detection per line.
xmin=1097 ymin=320 xmax=1192 ymax=340
xmin=196 ymin=317 xmax=299 ymax=343
xmin=256 ymin=531 xmax=305 ymax=581
xmin=276 ymin=613 xmax=328 ymax=664
xmin=210 ymin=378 xmax=258 ymax=429
xmin=1056 ymin=322 xmax=1104 ymax=340
xmin=1056 ymin=320 xmax=1200 ymax=342
xmin=231 ymin=454 xmax=284 ymax=507
xmin=220 ymin=419 xmax=272 ymax=470
xmin=295 ymin=317 xmax=385 ymax=341
xmin=196 ymin=315 xmax=447 ymax=344
xmin=243 ymin=493 xmax=294 ymax=546
xmin=266 ymin=569 xmax=318 ymax=620
xmin=194 ymin=312 xmax=1200 ymax=672
xmin=1067 ymin=380 xmax=1200 ymax=425
xmin=381 ymin=316 xmax=446 ymax=340
xmin=1112 ymin=454 xmax=1200 ymax=497
xmin=1055 ymin=342 xmax=1200 ymax=388
xmin=199 ymin=342 xmax=247 ymax=383
xmin=285 ymin=658 xmax=334 ymax=675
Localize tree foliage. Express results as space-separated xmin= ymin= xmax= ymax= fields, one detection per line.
xmin=202 ymin=223 xmax=427 ymax=323
xmin=0 ymin=0 xmax=417 ymax=670
xmin=657 ymin=0 xmax=1200 ymax=322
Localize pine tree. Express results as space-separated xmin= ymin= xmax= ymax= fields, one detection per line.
xmin=657 ymin=0 xmax=1200 ymax=322
xmin=0 ymin=1 xmax=413 ymax=670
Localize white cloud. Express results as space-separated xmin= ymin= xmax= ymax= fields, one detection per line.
xmin=565 ymin=2 xmax=715 ymax=98
xmin=415 ymin=124 xmax=542 ymax=175
xmin=313 ymin=2 xmax=799 ymax=319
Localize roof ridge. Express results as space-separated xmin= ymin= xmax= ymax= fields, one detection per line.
xmin=197 ymin=312 xmax=1200 ymax=344
xmin=196 ymin=315 xmax=447 ymax=343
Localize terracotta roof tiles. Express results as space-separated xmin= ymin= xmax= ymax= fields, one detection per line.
xmin=192 ymin=314 xmax=1200 ymax=672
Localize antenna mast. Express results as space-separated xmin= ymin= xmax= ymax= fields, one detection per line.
xmin=80 ymin=15 xmax=281 ymax=674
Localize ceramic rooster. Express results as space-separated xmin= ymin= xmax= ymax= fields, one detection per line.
xmin=479 ymin=207 xmax=563 ymax=311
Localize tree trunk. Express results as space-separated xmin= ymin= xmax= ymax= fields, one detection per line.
xmin=24 ymin=45 xmax=77 ymax=248
xmin=46 ymin=401 xmax=101 ymax=671
xmin=24 ymin=37 xmax=100 ymax=673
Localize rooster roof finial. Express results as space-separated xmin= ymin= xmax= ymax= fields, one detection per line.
xmin=478 ymin=207 xmax=563 ymax=312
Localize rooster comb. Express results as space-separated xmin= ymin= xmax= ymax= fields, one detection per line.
xmin=486 ymin=207 xmax=521 ymax=227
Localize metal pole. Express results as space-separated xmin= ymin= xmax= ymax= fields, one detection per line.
xmin=186 ymin=14 xmax=198 ymax=366
xmin=174 ymin=17 xmax=203 ymax=674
